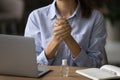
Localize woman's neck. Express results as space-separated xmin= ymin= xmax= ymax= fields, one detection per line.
xmin=56 ymin=0 xmax=77 ymax=18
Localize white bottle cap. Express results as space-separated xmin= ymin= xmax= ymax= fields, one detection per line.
xmin=62 ymin=59 xmax=67 ymax=65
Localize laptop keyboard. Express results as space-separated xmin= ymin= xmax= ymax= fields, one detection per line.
xmin=38 ymin=70 xmax=43 ymax=73
xmin=37 ymin=68 xmax=51 ymax=77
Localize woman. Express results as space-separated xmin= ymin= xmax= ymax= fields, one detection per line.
xmin=24 ymin=0 xmax=107 ymax=67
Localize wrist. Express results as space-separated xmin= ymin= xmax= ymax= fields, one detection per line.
xmin=52 ymin=36 xmax=62 ymax=44
xmin=64 ymin=34 xmax=72 ymax=41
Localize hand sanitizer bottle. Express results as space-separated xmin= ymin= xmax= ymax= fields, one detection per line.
xmin=60 ymin=59 xmax=69 ymax=77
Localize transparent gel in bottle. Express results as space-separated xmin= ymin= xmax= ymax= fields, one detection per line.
xmin=60 ymin=59 xmax=69 ymax=77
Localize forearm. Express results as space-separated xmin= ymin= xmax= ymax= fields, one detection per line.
xmin=73 ymin=49 xmax=101 ymax=67
xmin=45 ymin=37 xmax=61 ymax=59
xmin=64 ymin=35 xmax=81 ymax=58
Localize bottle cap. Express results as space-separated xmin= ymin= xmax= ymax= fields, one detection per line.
xmin=62 ymin=59 xmax=67 ymax=65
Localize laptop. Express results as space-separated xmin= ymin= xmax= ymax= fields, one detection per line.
xmin=0 ymin=34 xmax=51 ymax=78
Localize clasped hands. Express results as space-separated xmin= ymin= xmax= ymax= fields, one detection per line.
xmin=45 ymin=16 xmax=80 ymax=59
xmin=53 ymin=16 xmax=72 ymax=42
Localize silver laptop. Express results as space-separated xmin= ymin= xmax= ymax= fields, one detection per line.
xmin=0 ymin=34 xmax=51 ymax=77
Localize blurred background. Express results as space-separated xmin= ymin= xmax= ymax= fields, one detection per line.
xmin=0 ymin=0 xmax=120 ymax=66
xmin=0 ymin=0 xmax=53 ymax=35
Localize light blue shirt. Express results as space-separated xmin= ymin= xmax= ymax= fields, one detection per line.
xmin=24 ymin=0 xmax=106 ymax=67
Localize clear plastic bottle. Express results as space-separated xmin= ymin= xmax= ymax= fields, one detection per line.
xmin=60 ymin=59 xmax=69 ymax=77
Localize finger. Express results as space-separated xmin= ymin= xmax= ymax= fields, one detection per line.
xmin=54 ymin=19 xmax=60 ymax=24
xmin=53 ymin=26 xmax=62 ymax=34
xmin=54 ymin=16 xmax=67 ymax=25
xmin=57 ymin=30 xmax=71 ymax=40
xmin=57 ymin=16 xmax=68 ymax=23
xmin=58 ymin=18 xmax=69 ymax=25
xmin=53 ymin=25 xmax=71 ymax=36
xmin=53 ymin=27 xmax=71 ymax=41
xmin=54 ymin=22 xmax=59 ymax=27
xmin=54 ymin=23 xmax=71 ymax=32
xmin=57 ymin=16 xmax=63 ymax=20
xmin=53 ymin=24 xmax=66 ymax=32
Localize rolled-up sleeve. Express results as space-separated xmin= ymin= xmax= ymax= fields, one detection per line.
xmin=37 ymin=50 xmax=54 ymax=65
xmin=24 ymin=10 xmax=54 ymax=65
xmin=71 ymin=11 xmax=106 ymax=67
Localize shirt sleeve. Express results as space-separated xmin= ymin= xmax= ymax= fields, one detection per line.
xmin=72 ymin=11 xmax=107 ymax=67
xmin=37 ymin=50 xmax=54 ymax=65
xmin=24 ymin=10 xmax=53 ymax=65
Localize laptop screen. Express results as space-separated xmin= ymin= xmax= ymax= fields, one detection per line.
xmin=0 ymin=34 xmax=51 ymax=77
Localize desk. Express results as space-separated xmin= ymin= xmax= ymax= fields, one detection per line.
xmin=0 ymin=66 xmax=90 ymax=80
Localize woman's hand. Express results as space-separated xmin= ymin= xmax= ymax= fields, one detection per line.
xmin=53 ymin=16 xmax=72 ymax=42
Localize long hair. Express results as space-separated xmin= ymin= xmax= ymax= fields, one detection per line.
xmin=79 ymin=0 xmax=92 ymax=18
